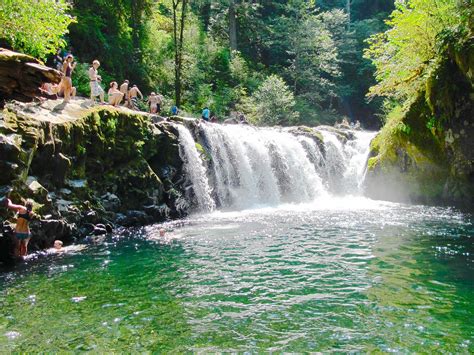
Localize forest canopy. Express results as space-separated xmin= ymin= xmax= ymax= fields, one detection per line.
xmin=0 ymin=0 xmax=414 ymax=127
xmin=365 ymin=0 xmax=472 ymax=103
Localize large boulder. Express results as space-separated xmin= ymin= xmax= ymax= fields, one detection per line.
xmin=0 ymin=48 xmax=61 ymax=105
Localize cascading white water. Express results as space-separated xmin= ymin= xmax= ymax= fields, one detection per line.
xmin=175 ymin=124 xmax=216 ymax=212
xmin=175 ymin=122 xmax=376 ymax=211
xmin=319 ymin=129 xmax=377 ymax=193
xmin=199 ymin=124 xmax=327 ymax=209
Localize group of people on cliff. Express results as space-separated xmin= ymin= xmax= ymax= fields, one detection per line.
xmin=43 ymin=54 xmax=168 ymax=114
xmin=44 ymin=53 xmax=253 ymax=124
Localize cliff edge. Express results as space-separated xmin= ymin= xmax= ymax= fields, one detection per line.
xmin=0 ymin=98 xmax=189 ymax=263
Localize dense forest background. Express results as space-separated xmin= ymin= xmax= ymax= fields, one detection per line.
xmin=0 ymin=0 xmax=395 ymax=127
xmin=1 ymin=1 xmax=471 ymax=128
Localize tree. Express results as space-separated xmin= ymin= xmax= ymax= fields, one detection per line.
xmin=365 ymin=0 xmax=464 ymax=102
xmin=172 ymin=0 xmax=188 ymax=106
xmin=245 ymin=74 xmax=299 ymax=126
xmin=229 ymin=0 xmax=238 ymax=51
xmin=0 ymin=0 xmax=75 ymax=59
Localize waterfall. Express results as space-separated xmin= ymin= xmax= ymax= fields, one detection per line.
xmin=175 ymin=122 xmax=376 ymax=211
xmin=318 ymin=129 xmax=377 ymax=194
xmin=175 ymin=124 xmax=216 ymax=212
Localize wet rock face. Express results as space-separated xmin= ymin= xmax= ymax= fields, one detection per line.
xmin=365 ymin=39 xmax=474 ymax=207
xmin=0 ymin=99 xmax=188 ymax=263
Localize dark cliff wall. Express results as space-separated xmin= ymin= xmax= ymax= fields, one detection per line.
xmin=365 ymin=38 xmax=474 ymax=208
xmin=0 ymin=100 xmax=188 ymax=262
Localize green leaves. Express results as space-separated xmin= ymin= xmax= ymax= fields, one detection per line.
xmin=0 ymin=0 xmax=75 ymax=59
xmin=245 ymin=75 xmax=299 ymax=126
xmin=364 ymin=0 xmax=465 ymax=102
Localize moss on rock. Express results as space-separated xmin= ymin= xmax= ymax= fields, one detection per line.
xmin=365 ymin=38 xmax=474 ymax=207
xmin=0 ymin=98 xmax=188 ymax=262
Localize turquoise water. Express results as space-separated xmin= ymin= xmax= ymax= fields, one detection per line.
xmin=0 ymin=198 xmax=473 ymax=352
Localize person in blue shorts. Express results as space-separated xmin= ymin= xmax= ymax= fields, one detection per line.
xmin=5 ymin=198 xmax=35 ymax=257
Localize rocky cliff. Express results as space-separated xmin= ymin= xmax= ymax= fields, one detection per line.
xmin=0 ymin=98 xmax=189 ymax=263
xmin=365 ymin=37 xmax=474 ymax=208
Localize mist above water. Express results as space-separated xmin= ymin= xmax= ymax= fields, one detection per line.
xmin=176 ymin=123 xmax=377 ymax=211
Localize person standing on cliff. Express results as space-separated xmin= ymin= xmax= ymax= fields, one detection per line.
xmin=61 ymin=55 xmax=76 ymax=103
xmin=89 ymin=60 xmax=105 ymax=104
xmin=119 ymin=80 xmax=129 ymax=106
xmin=5 ymin=198 xmax=35 ymax=257
xmin=129 ymin=85 xmax=143 ymax=110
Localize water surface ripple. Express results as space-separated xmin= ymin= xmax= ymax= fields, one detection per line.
xmin=0 ymin=199 xmax=473 ymax=352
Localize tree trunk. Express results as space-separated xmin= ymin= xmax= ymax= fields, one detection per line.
xmin=171 ymin=0 xmax=187 ymax=107
xmin=229 ymin=0 xmax=237 ymax=52
xmin=346 ymin=0 xmax=352 ymax=29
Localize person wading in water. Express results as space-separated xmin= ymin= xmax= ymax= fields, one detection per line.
xmin=5 ymin=198 xmax=35 ymax=257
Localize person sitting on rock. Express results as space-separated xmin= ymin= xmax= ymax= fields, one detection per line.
xmin=89 ymin=60 xmax=105 ymax=104
xmin=171 ymin=105 xmax=179 ymax=116
xmin=238 ymin=113 xmax=249 ymax=125
xmin=129 ymin=85 xmax=143 ymax=111
xmin=57 ymin=85 xmax=76 ymax=100
xmin=39 ymin=82 xmax=60 ymax=100
xmin=108 ymin=81 xmax=124 ymax=106
xmin=202 ymin=107 xmax=210 ymax=122
xmin=5 ymin=198 xmax=35 ymax=257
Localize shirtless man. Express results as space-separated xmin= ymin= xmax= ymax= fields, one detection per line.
xmin=147 ymin=92 xmax=164 ymax=114
xmin=129 ymin=85 xmax=143 ymax=110
xmin=119 ymin=80 xmax=129 ymax=106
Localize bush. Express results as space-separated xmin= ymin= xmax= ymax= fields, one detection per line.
xmin=244 ymin=75 xmax=299 ymax=126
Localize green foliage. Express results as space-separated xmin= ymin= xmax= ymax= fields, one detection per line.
xmin=395 ymin=122 xmax=411 ymax=136
xmin=365 ymin=0 xmax=465 ymax=102
xmin=68 ymin=0 xmax=152 ymax=87
xmin=244 ymin=75 xmax=299 ymax=126
xmin=0 ymin=0 xmax=75 ymax=59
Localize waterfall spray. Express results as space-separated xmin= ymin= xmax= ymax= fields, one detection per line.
xmin=176 ymin=122 xmax=376 ymax=212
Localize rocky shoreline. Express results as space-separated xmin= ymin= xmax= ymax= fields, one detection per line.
xmin=0 ymin=98 xmax=191 ymax=264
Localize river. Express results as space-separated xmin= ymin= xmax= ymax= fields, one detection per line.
xmin=0 ymin=125 xmax=472 ymax=351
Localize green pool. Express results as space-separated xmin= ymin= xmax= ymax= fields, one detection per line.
xmin=1 ymin=198 xmax=473 ymax=352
